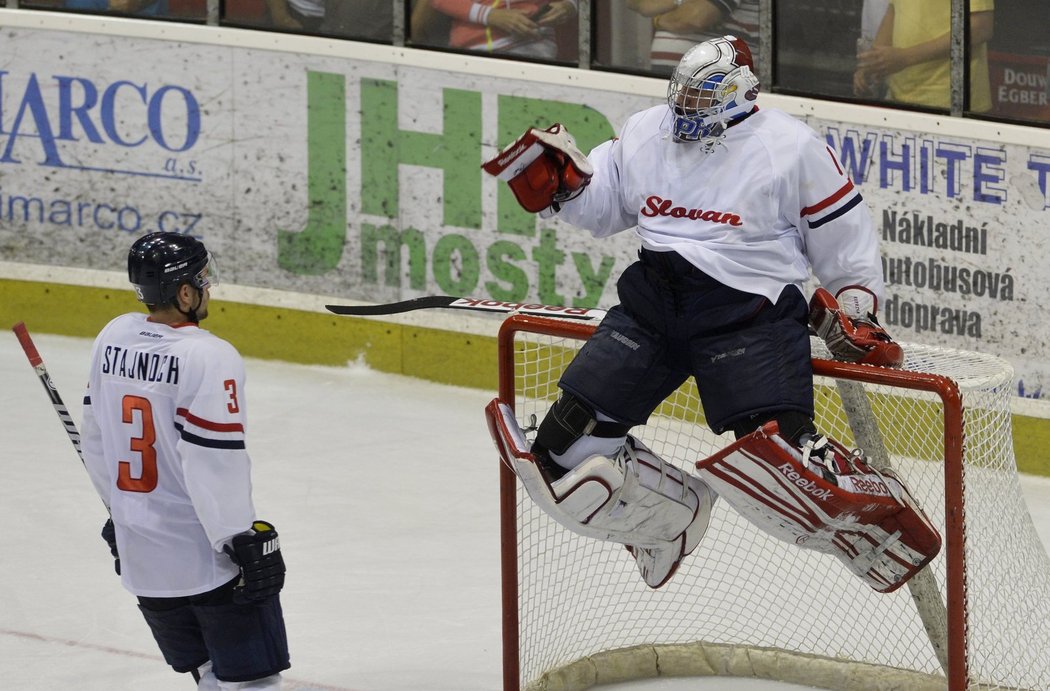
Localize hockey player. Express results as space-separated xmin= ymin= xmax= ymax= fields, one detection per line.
xmin=483 ymin=35 xmax=939 ymax=592
xmin=81 ymin=232 xmax=290 ymax=689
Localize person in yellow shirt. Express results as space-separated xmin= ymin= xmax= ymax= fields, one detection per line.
xmin=854 ymin=0 xmax=994 ymax=112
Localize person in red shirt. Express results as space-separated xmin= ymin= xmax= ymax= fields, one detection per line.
xmin=429 ymin=0 xmax=577 ymax=59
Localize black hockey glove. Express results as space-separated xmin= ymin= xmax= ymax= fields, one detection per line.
xmin=224 ymin=520 xmax=286 ymax=604
xmin=100 ymin=518 xmax=120 ymax=575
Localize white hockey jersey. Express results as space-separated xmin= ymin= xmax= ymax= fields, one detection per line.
xmin=556 ymin=105 xmax=884 ymax=305
xmin=81 ymin=313 xmax=255 ymax=598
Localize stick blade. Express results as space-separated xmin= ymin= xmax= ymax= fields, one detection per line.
xmin=325 ymin=296 xmax=458 ymax=316
xmin=326 ymin=296 xmax=605 ymax=321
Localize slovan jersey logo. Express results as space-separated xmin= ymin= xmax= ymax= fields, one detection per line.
xmin=640 ymin=195 xmax=743 ymax=226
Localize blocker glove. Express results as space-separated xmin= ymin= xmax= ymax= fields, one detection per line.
xmin=809 ymin=286 xmax=904 ymax=367
xmin=100 ymin=518 xmax=121 ymax=575
xmin=224 ymin=520 xmax=286 ymax=604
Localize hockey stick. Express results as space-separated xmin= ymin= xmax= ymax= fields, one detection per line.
xmin=835 ymin=379 xmax=948 ymax=674
xmin=13 ymin=322 xmax=85 ymax=462
xmin=325 ymin=296 xmax=607 ymax=321
xmin=12 ymin=322 xmax=110 ymax=513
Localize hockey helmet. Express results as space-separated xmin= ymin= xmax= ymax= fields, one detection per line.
xmin=667 ymin=35 xmax=760 ymax=146
xmin=128 ymin=232 xmax=212 ymax=305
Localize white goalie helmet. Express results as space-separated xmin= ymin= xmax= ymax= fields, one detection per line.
xmin=667 ymin=35 xmax=760 ymax=147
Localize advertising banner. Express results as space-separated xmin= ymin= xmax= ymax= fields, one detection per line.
xmin=1 ymin=27 xmax=1049 ymax=397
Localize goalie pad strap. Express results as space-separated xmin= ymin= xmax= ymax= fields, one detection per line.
xmin=695 ymin=421 xmax=940 ymax=593
xmin=534 ymin=393 xmax=630 ymax=462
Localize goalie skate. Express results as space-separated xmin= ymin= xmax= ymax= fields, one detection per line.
xmin=695 ymin=422 xmax=941 ymax=593
xmin=485 ymin=398 xmax=715 ymax=588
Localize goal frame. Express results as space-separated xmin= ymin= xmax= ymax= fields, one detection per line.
xmin=495 ymin=313 xmax=968 ymax=691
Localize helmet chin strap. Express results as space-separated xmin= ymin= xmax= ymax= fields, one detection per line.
xmin=174 ymin=287 xmax=204 ymax=324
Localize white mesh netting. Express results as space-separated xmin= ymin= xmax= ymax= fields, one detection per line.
xmin=502 ymin=317 xmax=1050 ymax=691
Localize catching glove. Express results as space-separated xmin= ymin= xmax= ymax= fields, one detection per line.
xmin=100 ymin=518 xmax=120 ymax=575
xmin=809 ymin=286 xmax=903 ymax=367
xmin=224 ymin=520 xmax=286 ymax=604
xmin=482 ymin=123 xmax=594 ymax=213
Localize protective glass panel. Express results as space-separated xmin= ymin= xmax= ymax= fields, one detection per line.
xmin=221 ymin=0 xmax=269 ymax=28
xmin=593 ymin=1 xmax=761 ymax=78
xmin=984 ymin=0 xmax=1050 ymax=124
xmin=775 ymin=0 xmax=872 ymax=101
xmin=222 ymin=0 xmax=392 ymax=40
xmin=21 ymin=0 xmax=207 ymax=20
xmin=407 ymin=0 xmax=578 ymax=65
xmin=774 ymin=0 xmax=1016 ymax=117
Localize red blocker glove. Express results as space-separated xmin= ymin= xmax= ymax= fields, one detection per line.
xmin=809 ymin=286 xmax=904 ymax=367
xmin=482 ymin=123 xmax=594 ymax=213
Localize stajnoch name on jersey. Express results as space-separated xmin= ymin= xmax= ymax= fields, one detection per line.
xmin=100 ymin=337 xmax=181 ymax=385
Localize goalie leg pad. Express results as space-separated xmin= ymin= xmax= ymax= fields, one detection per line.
xmin=695 ymin=421 xmax=941 ymax=593
xmin=486 ymin=398 xmax=715 ymax=582
xmin=624 ymin=436 xmax=717 ymax=588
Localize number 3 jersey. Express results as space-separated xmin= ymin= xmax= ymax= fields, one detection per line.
xmin=81 ymin=313 xmax=255 ymax=598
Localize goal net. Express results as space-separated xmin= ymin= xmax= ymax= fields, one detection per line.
xmin=494 ymin=314 xmax=1050 ymax=691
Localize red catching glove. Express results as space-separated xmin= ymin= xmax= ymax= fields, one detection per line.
xmin=482 ymin=123 xmax=594 ymax=213
xmin=808 ymin=286 xmax=903 ymax=367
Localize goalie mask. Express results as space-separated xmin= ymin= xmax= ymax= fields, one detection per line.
xmin=667 ymin=35 xmax=760 ymax=148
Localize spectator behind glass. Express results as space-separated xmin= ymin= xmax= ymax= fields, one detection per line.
xmin=265 ymin=0 xmax=323 ymax=32
xmin=64 ymin=0 xmax=169 ymax=16
xmin=854 ymin=0 xmax=994 ymax=111
xmin=627 ymin=0 xmax=759 ymax=76
xmin=429 ymin=0 xmax=578 ymax=60
xmin=854 ymin=0 xmax=890 ymax=98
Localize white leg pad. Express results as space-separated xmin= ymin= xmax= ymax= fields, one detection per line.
xmin=486 ymin=398 xmax=716 ymax=575
xmin=629 ymin=474 xmax=717 ymax=587
xmin=695 ymin=422 xmax=941 ymax=593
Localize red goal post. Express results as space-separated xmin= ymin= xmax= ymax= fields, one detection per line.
xmin=494 ymin=313 xmax=1050 ymax=691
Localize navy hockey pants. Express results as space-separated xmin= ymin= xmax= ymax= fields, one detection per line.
xmin=559 ymin=249 xmax=814 ymax=434
xmin=137 ymin=577 xmax=290 ymax=682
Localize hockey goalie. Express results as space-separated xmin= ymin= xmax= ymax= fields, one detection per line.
xmin=481 ymin=35 xmax=938 ymax=592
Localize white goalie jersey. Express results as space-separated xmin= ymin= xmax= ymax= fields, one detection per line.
xmin=554 ymin=105 xmax=884 ymax=305
xmin=81 ymin=313 xmax=255 ymax=598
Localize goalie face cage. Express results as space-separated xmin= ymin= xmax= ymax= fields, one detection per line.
xmin=495 ymin=314 xmax=1050 ymax=691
